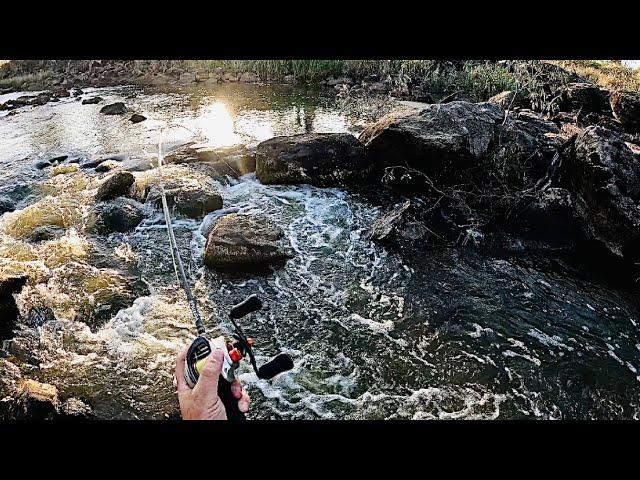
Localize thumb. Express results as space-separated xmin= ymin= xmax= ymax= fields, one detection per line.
xmin=194 ymin=348 xmax=224 ymax=396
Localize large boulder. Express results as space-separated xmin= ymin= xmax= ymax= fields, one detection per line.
xmin=566 ymin=126 xmax=640 ymax=266
xmin=165 ymin=144 xmax=256 ymax=179
xmin=203 ymin=214 xmax=292 ymax=270
xmin=610 ymin=91 xmax=640 ymax=130
xmin=364 ymin=101 xmax=504 ymax=183
xmin=100 ymin=102 xmax=127 ymax=115
xmin=86 ymin=197 xmax=144 ymax=234
xmin=95 ymin=171 xmax=134 ymax=202
xmin=144 ymin=181 xmax=223 ymax=218
xmin=255 ymin=133 xmax=369 ymax=186
xmin=492 ymin=109 xmax=562 ymax=179
xmin=560 ymin=83 xmax=610 ymax=114
xmin=11 ymin=379 xmax=59 ymax=419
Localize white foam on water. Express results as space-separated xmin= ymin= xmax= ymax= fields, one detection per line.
xmin=527 ymin=328 xmax=574 ymax=351
xmin=468 ymin=323 xmax=494 ymax=338
xmin=350 ymin=313 xmax=394 ymax=333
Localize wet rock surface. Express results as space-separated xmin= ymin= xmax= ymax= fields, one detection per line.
xmin=59 ymin=397 xmax=93 ymax=419
xmin=0 ymin=275 xmax=28 ymax=340
xmin=365 ymin=200 xmax=431 ymax=247
xmin=129 ymin=113 xmax=146 ymax=124
xmin=256 ymin=133 xmax=369 ymax=186
xmin=86 ymin=197 xmax=145 ymax=234
xmin=95 ymin=171 xmax=135 ymax=202
xmin=143 ymin=178 xmax=223 ymax=219
xmin=34 ymin=155 xmax=68 ymax=170
xmin=203 ymin=214 xmax=292 ymax=270
xmin=99 ymin=102 xmax=127 ymax=115
xmin=12 ymin=379 xmax=59 ymax=419
xmin=82 ymin=96 xmax=102 ymax=105
xmin=94 ymin=160 xmax=121 ymax=173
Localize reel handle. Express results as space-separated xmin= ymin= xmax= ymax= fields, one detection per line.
xmin=217 ymin=377 xmax=246 ymax=421
xmin=230 ymin=294 xmax=263 ymax=319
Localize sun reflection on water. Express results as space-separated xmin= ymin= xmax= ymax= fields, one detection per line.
xmin=194 ymin=101 xmax=240 ymax=148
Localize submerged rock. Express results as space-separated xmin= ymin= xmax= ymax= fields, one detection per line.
xmin=0 ymin=275 xmax=28 ymax=340
xmin=82 ymin=96 xmax=102 ymax=105
xmin=364 ymin=101 xmax=504 ymax=183
xmin=610 ymin=90 xmax=640 ymax=130
xmin=86 ymin=197 xmax=144 ymax=234
xmin=129 ymin=113 xmax=146 ymax=124
xmin=100 ymin=102 xmax=127 ymax=115
xmin=0 ymin=359 xmax=21 ymax=417
xmin=255 ymin=133 xmax=369 ymax=186
xmin=95 ymin=171 xmax=134 ymax=202
xmin=25 ymin=225 xmax=65 ymax=243
xmin=366 ymin=200 xmax=430 ymax=245
xmin=81 ymin=154 xmax=126 ymax=170
xmin=0 ymin=92 xmax=51 ymax=111
xmin=166 ymin=144 xmax=256 ymax=178
xmin=94 ymin=160 xmax=121 ymax=173
xmin=203 ymin=214 xmax=292 ymax=269
xmin=0 ymin=359 xmax=21 ymax=396
xmin=0 ymin=195 xmax=16 ymax=214
xmin=34 ymin=154 xmax=68 ymax=170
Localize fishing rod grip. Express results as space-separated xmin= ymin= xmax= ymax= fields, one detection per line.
xmin=218 ymin=377 xmax=246 ymax=421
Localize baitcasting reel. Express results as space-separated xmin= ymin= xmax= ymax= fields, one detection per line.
xmin=184 ymin=294 xmax=294 ymax=420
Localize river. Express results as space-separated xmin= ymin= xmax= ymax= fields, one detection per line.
xmin=1 ymin=83 xmax=639 ymax=419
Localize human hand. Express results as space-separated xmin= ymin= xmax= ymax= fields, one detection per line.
xmin=175 ymin=346 xmax=250 ymax=420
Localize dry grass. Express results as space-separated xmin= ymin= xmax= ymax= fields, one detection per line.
xmin=549 ymin=60 xmax=640 ymax=92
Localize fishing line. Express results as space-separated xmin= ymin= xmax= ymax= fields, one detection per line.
xmin=157 ymin=127 xmax=205 ymax=334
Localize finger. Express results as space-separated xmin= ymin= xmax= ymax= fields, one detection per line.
xmin=193 ymin=348 xmax=224 ymax=396
xmin=238 ymin=390 xmax=250 ymax=413
xmin=175 ymin=346 xmax=190 ymax=392
xmin=231 ymin=379 xmax=243 ymax=399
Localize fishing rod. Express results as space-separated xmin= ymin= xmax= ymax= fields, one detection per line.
xmin=157 ymin=130 xmax=294 ymax=420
